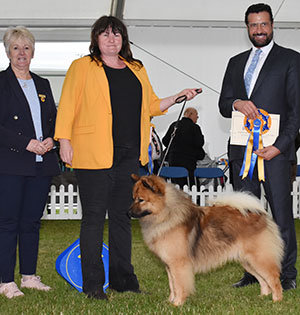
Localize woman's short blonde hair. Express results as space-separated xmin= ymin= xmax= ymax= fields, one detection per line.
xmin=3 ymin=26 xmax=35 ymax=56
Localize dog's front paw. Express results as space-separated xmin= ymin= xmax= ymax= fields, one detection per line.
xmin=172 ymin=297 xmax=186 ymax=306
xmin=168 ymin=294 xmax=175 ymax=303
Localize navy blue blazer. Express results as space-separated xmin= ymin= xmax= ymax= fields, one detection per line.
xmin=0 ymin=66 xmax=60 ymax=176
xmin=219 ymin=43 xmax=300 ymax=161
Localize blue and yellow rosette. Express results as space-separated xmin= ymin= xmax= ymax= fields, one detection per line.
xmin=239 ymin=109 xmax=271 ymax=182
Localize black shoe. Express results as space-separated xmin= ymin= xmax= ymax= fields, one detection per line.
xmin=86 ymin=291 xmax=108 ymax=300
xmin=232 ymin=273 xmax=258 ymax=288
xmin=109 ymin=273 xmax=140 ymax=293
xmin=110 ymin=286 xmax=141 ymax=293
xmin=281 ymin=278 xmax=297 ymax=291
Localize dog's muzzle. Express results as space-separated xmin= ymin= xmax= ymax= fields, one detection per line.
xmin=128 ymin=209 xmax=152 ymax=218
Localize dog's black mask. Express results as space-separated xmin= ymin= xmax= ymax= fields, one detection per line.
xmin=128 ymin=209 xmax=152 ymax=218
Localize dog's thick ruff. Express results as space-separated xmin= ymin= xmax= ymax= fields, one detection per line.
xmin=130 ymin=175 xmax=284 ymax=306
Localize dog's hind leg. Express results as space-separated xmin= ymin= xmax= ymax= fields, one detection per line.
xmin=242 ymin=258 xmax=282 ymax=302
xmin=242 ymin=262 xmax=271 ymax=296
xmin=255 ymin=264 xmax=282 ymax=302
xmin=168 ymin=261 xmax=195 ymax=306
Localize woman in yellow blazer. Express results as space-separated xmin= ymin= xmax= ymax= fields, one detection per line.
xmin=55 ymin=15 xmax=200 ymax=300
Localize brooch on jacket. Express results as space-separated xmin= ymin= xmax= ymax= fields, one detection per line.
xmin=38 ymin=94 xmax=46 ymax=102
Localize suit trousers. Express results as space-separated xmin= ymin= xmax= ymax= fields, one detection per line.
xmin=75 ymin=146 xmax=140 ymax=295
xmin=0 ymin=165 xmax=52 ymax=283
xmin=230 ymin=156 xmax=297 ymax=279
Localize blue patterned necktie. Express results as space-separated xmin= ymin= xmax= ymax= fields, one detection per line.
xmin=244 ymin=49 xmax=262 ymax=96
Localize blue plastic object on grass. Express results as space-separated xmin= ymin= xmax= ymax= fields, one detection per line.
xmin=56 ymin=239 xmax=109 ymax=292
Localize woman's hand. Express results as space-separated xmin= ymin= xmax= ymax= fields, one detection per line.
xmin=26 ymin=139 xmax=48 ymax=155
xmin=59 ymin=139 xmax=73 ymax=166
xmin=174 ymin=88 xmax=202 ymax=102
xmin=160 ymin=88 xmax=202 ymax=111
xmin=41 ymin=137 xmax=54 ymax=152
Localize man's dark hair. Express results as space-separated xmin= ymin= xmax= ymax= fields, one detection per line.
xmin=245 ymin=3 xmax=274 ymax=25
xmin=89 ymin=15 xmax=142 ymax=67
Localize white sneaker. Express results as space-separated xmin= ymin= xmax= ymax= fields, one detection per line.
xmin=21 ymin=275 xmax=51 ymax=291
xmin=0 ymin=282 xmax=24 ymax=299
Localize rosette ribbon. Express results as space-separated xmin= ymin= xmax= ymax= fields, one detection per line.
xmin=239 ymin=109 xmax=271 ymax=181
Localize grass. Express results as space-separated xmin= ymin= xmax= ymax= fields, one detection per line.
xmin=1 ymin=220 xmax=300 ymax=315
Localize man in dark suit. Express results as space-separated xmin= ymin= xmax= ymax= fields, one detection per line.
xmin=219 ymin=3 xmax=300 ymax=291
xmin=162 ymin=107 xmax=206 ymax=187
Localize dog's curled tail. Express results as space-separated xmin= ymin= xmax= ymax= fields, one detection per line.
xmin=209 ymin=191 xmax=284 ymax=267
xmin=208 ymin=191 xmax=266 ymax=216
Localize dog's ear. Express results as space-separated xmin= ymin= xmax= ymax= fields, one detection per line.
xmin=141 ymin=178 xmax=156 ymax=193
xmin=131 ymin=174 xmax=140 ymax=182
xmin=141 ymin=176 xmax=164 ymax=196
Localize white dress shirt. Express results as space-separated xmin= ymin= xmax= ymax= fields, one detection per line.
xmin=244 ymin=40 xmax=274 ymax=97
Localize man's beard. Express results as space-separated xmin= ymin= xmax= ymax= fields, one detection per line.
xmin=249 ymin=31 xmax=273 ymax=47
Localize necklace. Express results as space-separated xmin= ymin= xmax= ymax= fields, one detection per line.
xmin=18 ymin=79 xmax=29 ymax=88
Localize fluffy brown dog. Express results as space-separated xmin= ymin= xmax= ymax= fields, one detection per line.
xmin=129 ymin=174 xmax=284 ymax=306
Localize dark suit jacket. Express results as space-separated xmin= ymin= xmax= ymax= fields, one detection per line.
xmin=219 ymin=43 xmax=300 ymax=161
xmin=162 ymin=117 xmax=205 ymax=170
xmin=0 ymin=66 xmax=60 ymax=176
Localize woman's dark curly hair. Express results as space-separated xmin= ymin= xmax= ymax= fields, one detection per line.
xmin=89 ymin=15 xmax=142 ymax=68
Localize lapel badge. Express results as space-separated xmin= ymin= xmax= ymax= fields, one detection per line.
xmin=38 ymin=94 xmax=46 ymax=102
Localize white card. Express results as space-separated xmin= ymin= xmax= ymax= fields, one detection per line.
xmin=230 ymin=111 xmax=280 ymax=146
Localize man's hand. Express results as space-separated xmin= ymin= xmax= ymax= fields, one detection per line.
xmin=233 ymin=100 xmax=259 ymax=120
xmin=255 ymin=145 xmax=281 ymax=160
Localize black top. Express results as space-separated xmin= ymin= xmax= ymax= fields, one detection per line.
xmin=103 ymin=64 xmax=142 ymax=148
xmin=162 ymin=117 xmax=205 ymax=166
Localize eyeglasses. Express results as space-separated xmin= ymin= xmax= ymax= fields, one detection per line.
xmin=248 ymin=22 xmax=271 ymax=29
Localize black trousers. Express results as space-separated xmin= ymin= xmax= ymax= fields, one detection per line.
xmin=75 ymin=147 xmax=140 ymax=294
xmin=0 ymin=166 xmax=52 ymax=283
xmin=231 ymin=156 xmax=297 ymax=279
xmin=168 ymin=156 xmax=196 ymax=188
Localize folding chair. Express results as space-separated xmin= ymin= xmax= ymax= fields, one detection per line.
xmin=296 ymin=165 xmax=300 ymax=177
xmin=194 ymin=167 xmax=225 ymax=189
xmin=158 ymin=166 xmax=190 ymax=188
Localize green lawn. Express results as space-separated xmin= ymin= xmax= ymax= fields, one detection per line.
xmin=1 ymin=219 xmax=300 ymax=315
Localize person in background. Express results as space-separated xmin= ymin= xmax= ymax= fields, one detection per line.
xmin=0 ymin=26 xmax=60 ymax=299
xmin=219 ymin=3 xmax=300 ymax=290
xmin=54 ymin=15 xmax=201 ymax=300
xmin=162 ymin=107 xmax=205 ymax=187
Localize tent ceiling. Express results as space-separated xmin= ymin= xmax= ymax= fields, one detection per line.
xmin=0 ymin=0 xmax=299 ymax=41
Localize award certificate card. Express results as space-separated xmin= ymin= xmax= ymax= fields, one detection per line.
xmin=230 ymin=111 xmax=280 ymax=146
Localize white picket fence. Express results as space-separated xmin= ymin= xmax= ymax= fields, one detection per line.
xmin=42 ymin=181 xmax=300 ymax=220
xmin=43 ymin=184 xmax=82 ymax=220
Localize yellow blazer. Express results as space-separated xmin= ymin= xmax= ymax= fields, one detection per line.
xmin=54 ymin=56 xmax=164 ymax=169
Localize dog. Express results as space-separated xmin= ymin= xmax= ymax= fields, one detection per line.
xmin=129 ymin=174 xmax=284 ymax=306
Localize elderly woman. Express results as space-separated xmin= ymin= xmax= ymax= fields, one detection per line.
xmin=0 ymin=27 xmax=60 ymax=299
xmin=55 ymin=15 xmax=200 ymax=300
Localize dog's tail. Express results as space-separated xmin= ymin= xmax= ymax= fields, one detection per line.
xmin=209 ymin=191 xmax=284 ymax=268
xmin=208 ymin=191 xmax=266 ymax=216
